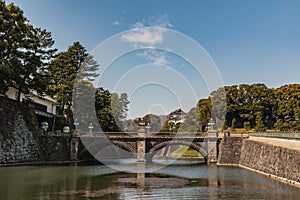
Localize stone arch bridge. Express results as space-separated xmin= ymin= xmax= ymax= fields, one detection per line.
xmin=72 ymin=131 xmax=221 ymax=164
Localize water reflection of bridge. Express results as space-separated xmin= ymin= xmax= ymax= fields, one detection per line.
xmin=74 ymin=131 xmax=221 ymax=164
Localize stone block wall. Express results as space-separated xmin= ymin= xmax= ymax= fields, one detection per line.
xmin=0 ymin=97 xmax=42 ymax=164
xmin=239 ymin=139 xmax=300 ymax=183
xmin=217 ymin=137 xmax=243 ymax=165
xmin=39 ymin=136 xmax=71 ymax=161
xmin=0 ymin=97 xmax=78 ymax=165
xmin=218 ymin=136 xmax=300 ymax=186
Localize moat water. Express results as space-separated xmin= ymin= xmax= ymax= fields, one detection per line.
xmin=0 ymin=160 xmax=299 ymax=200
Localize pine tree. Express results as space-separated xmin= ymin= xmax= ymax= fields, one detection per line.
xmin=0 ymin=2 xmax=56 ymax=99
xmin=47 ymin=42 xmax=99 ymax=125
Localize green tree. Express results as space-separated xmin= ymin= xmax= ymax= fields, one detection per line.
xmin=111 ymin=92 xmax=130 ymax=130
xmin=179 ymin=83 xmax=300 ymax=132
xmin=224 ymin=85 xmax=240 ymax=128
xmin=274 ymin=84 xmax=300 ymax=131
xmin=94 ymin=88 xmax=130 ymax=132
xmin=47 ymin=42 xmax=99 ymax=125
xmin=222 ymin=84 xmax=276 ymax=129
xmin=0 ymin=1 xmax=27 ymax=94
xmin=0 ymin=2 xmax=56 ymax=98
xmin=210 ymin=87 xmax=227 ymax=129
xmin=255 ymin=112 xmax=266 ymax=131
xmin=72 ymin=79 xmax=96 ymax=130
xmin=14 ymin=27 xmax=56 ymax=101
xmin=196 ymin=98 xmax=211 ymax=132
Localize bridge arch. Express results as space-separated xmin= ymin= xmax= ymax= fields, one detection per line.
xmin=111 ymin=141 xmax=137 ymax=153
xmin=77 ymin=139 xmax=136 ymax=160
xmin=149 ymin=140 xmax=207 ymax=161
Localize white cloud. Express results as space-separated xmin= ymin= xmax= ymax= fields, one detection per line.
xmin=137 ymin=50 xmax=170 ymax=66
xmin=122 ymin=28 xmax=165 ymax=45
xmin=154 ymin=55 xmax=169 ymax=65
xmin=122 ymin=15 xmax=173 ymax=46
xmin=122 ymin=15 xmax=173 ymax=65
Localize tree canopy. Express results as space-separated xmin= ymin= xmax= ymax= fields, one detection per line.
xmin=94 ymin=87 xmax=130 ymax=132
xmin=73 ymin=81 xmax=130 ymax=132
xmin=184 ymin=83 xmax=300 ymax=132
xmin=0 ymin=1 xmax=56 ymax=100
xmin=47 ymin=42 xmax=99 ymax=124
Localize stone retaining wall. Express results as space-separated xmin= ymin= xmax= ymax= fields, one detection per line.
xmin=0 ymin=97 xmax=42 ymax=164
xmin=217 ymin=137 xmax=243 ymax=165
xmin=218 ymin=137 xmax=300 ymax=187
xmin=0 ymin=97 xmax=78 ymax=165
xmin=39 ymin=136 xmax=71 ymax=161
xmin=239 ymin=139 xmax=300 ymax=184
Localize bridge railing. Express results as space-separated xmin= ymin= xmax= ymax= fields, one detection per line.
xmin=250 ymin=132 xmax=300 ymax=140
xmin=80 ymin=132 xmax=137 ymax=137
xmin=154 ymin=132 xmax=207 ymax=137
xmin=221 ymin=132 xmax=249 ymax=138
xmin=78 ymin=132 xmax=209 ymax=138
xmin=77 ymin=131 xmax=253 ymax=139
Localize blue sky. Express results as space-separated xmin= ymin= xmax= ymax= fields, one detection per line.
xmin=7 ymin=0 xmax=300 ymax=118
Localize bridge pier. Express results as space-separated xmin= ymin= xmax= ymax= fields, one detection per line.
xmin=70 ymin=137 xmax=79 ymax=161
xmin=137 ymin=128 xmax=146 ymax=162
xmin=206 ymin=131 xmax=219 ymax=164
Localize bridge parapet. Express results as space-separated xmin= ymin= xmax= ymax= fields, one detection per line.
xmin=250 ymin=132 xmax=300 ymax=140
xmin=80 ymin=132 xmax=210 ymax=138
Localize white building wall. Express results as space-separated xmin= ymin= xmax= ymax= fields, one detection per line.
xmin=5 ymin=88 xmax=58 ymax=115
xmin=30 ymin=97 xmax=55 ymax=114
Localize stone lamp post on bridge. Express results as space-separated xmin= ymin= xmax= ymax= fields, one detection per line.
xmin=208 ymin=118 xmax=219 ymax=136
xmin=146 ymin=123 xmax=151 ymax=133
xmin=73 ymin=119 xmax=80 ymax=137
xmin=88 ymin=123 xmax=94 ymax=136
xmin=207 ymin=118 xmax=215 ymax=131
xmin=73 ymin=119 xmax=79 ymax=128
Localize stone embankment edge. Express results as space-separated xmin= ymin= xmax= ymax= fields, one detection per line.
xmin=217 ymin=163 xmax=300 ymax=188
xmin=0 ymin=160 xmax=100 ymax=167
